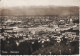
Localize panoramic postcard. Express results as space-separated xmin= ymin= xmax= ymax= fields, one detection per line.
xmin=0 ymin=0 xmax=79 ymax=55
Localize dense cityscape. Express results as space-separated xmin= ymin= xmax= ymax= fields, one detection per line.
xmin=0 ymin=15 xmax=79 ymax=55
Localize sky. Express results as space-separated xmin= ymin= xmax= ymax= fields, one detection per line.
xmin=0 ymin=0 xmax=79 ymax=8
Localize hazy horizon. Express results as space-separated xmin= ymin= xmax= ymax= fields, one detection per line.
xmin=0 ymin=0 xmax=79 ymax=16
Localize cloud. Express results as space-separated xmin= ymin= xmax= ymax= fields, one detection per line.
xmin=0 ymin=0 xmax=79 ymax=8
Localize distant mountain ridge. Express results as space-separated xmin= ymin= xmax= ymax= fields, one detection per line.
xmin=0 ymin=6 xmax=79 ymax=16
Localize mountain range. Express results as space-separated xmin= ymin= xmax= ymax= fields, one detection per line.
xmin=0 ymin=6 xmax=79 ymax=16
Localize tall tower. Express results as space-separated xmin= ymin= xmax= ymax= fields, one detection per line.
xmin=70 ymin=18 xmax=73 ymax=24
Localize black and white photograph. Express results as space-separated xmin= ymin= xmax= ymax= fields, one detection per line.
xmin=0 ymin=0 xmax=79 ymax=55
